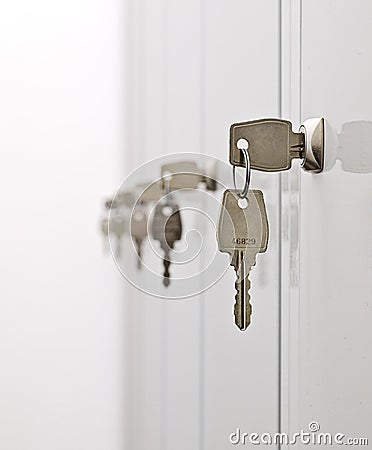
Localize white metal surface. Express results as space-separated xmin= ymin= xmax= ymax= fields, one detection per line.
xmin=282 ymin=0 xmax=372 ymax=441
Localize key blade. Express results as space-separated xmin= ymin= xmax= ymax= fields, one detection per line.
xmin=232 ymin=251 xmax=252 ymax=331
xmin=162 ymin=249 xmax=171 ymax=287
xmin=134 ymin=237 xmax=143 ymax=269
xmin=217 ymin=189 xmax=269 ymax=331
xmin=234 ymin=278 xmax=251 ymax=330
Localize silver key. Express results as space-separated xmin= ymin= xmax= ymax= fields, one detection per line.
xmin=100 ymin=217 xmax=110 ymax=254
xmin=105 ymin=192 xmax=135 ymax=210
xmin=217 ymin=189 xmax=269 ymax=330
xmin=109 ymin=214 xmax=128 ymax=258
xmin=160 ymin=160 xmax=218 ymax=191
xmin=230 ymin=118 xmax=304 ymax=171
xmin=137 ymin=180 xmax=163 ymax=204
xmin=151 ymin=199 xmax=182 ymax=287
xmin=130 ymin=204 xmax=148 ymax=269
xmin=161 ymin=161 xmax=202 ymax=191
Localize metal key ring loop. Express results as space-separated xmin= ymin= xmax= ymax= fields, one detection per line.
xmin=232 ymin=147 xmax=251 ymax=199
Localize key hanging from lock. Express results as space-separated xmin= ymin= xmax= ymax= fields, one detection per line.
xmin=151 ymin=197 xmax=183 ymax=287
xmin=229 ymin=117 xmax=324 ymax=173
xmin=217 ymin=189 xmax=269 ymax=330
xmin=130 ymin=202 xmax=148 ymax=270
xmin=109 ymin=213 xmax=128 ymax=258
xmin=100 ymin=216 xmax=110 ymax=254
xmin=217 ymin=145 xmax=269 ymax=331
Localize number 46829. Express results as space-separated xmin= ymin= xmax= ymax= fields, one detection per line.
xmin=232 ymin=237 xmax=256 ymax=245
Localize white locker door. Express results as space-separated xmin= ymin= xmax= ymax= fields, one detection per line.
xmin=123 ymin=1 xmax=282 ymax=449
xmin=282 ymin=0 xmax=372 ymax=442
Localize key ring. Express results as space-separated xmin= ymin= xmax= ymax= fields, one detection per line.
xmin=233 ymin=147 xmax=251 ymax=199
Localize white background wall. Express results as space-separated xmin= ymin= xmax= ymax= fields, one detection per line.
xmin=0 ymin=1 xmax=126 ymax=449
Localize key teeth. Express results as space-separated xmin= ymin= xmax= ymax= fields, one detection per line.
xmin=230 ymin=254 xmax=257 ymax=279
xmin=233 ymin=276 xmax=252 ymax=331
xmin=230 ymin=252 xmax=257 ymax=331
xmin=249 ymin=259 xmax=257 ymax=271
xmin=163 ymin=257 xmax=171 ymax=287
